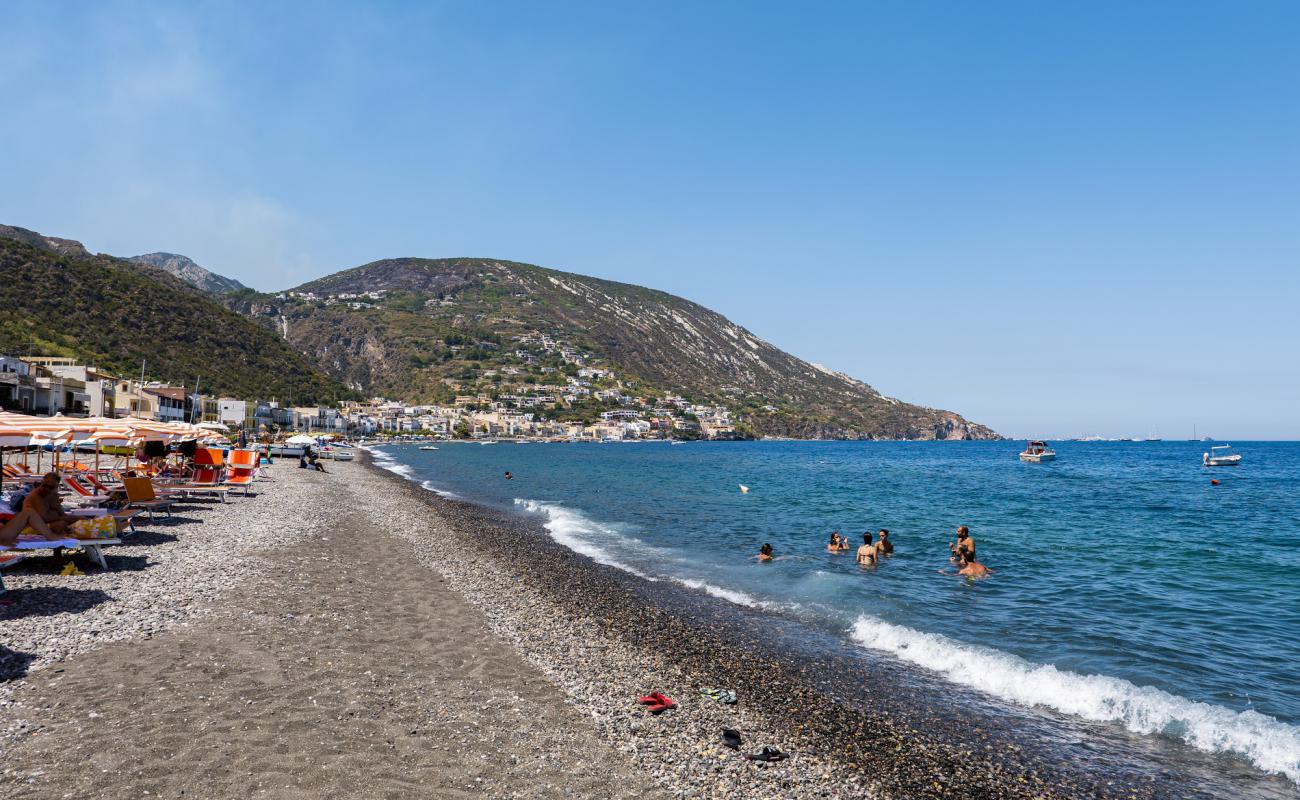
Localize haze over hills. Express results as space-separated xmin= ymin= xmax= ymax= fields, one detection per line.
xmin=128 ymin=252 xmax=248 ymax=295
xmin=0 ymin=223 xmax=997 ymax=439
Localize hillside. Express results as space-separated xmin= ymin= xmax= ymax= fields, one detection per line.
xmin=128 ymin=252 xmax=248 ymax=295
xmin=247 ymin=258 xmax=997 ymax=439
xmin=0 ymin=232 xmax=348 ymax=404
xmin=0 ymin=224 xmax=90 ymax=258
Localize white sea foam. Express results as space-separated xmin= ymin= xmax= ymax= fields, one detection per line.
xmin=514 ymin=499 xmax=659 ymax=581
xmin=671 ymin=577 xmax=765 ymax=608
xmin=849 ymin=615 xmax=1300 ymax=784
xmin=419 ymin=479 xmax=461 ymax=500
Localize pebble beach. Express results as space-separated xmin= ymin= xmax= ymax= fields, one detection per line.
xmin=0 ymin=454 xmax=1268 ymax=798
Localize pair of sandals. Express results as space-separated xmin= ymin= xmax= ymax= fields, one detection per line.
xmin=722 ymin=729 xmax=788 ymax=762
xmin=637 ymin=692 xmax=677 ymax=714
xmin=699 ymin=687 xmax=738 ymax=705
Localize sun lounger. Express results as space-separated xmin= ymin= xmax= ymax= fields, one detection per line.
xmin=62 ymin=475 xmax=111 ymax=506
xmin=224 ymin=450 xmax=259 ymax=496
xmin=2 ymin=535 xmax=122 ymax=570
xmin=224 ymin=471 xmax=255 ymax=496
xmin=122 ymin=477 xmax=175 ymax=520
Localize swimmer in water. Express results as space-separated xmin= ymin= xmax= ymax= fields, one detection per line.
xmin=827 ymin=532 xmax=841 ymax=553
xmin=504 ymin=471 xmax=513 ymax=480
xmin=876 ymin=529 xmax=894 ymax=556
xmin=949 ymin=525 xmax=975 ymax=562
xmin=856 ymin=532 xmax=876 ymax=566
xmin=757 ymin=542 xmax=774 ymax=562
xmin=957 ymin=549 xmax=992 ymax=578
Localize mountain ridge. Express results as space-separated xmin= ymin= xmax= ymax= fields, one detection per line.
xmin=0 ymin=227 xmax=348 ymax=404
xmin=128 ymin=252 xmax=248 ymax=295
xmin=0 ymin=223 xmax=998 ymax=439
xmin=266 ymin=256 xmax=999 ymax=439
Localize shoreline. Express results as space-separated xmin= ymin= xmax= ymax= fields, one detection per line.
xmin=1 ymin=455 xmax=1292 ymax=798
xmin=362 ymin=450 xmax=1293 ymax=799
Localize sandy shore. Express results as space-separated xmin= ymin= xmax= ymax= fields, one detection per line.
xmin=0 ymin=455 xmax=1278 ymax=799
xmin=0 ymin=464 xmax=660 ymax=799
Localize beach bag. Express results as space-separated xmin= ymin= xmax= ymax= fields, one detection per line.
xmin=71 ymin=515 xmax=116 ymax=540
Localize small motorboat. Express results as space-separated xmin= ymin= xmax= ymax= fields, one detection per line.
xmin=1020 ymin=440 xmax=1057 ymax=462
xmin=1203 ymin=445 xmax=1241 ymax=467
xmin=418 ymin=445 xmax=439 ymax=451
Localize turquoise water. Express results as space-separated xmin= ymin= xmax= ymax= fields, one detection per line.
xmin=371 ymin=439 xmax=1300 ymax=783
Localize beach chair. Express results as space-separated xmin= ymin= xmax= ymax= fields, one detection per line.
xmin=224 ymin=450 xmax=259 ymax=496
xmin=84 ymin=472 xmax=122 ymax=495
xmin=2 ymin=536 xmax=123 ymax=570
xmin=62 ymin=474 xmax=111 ymax=506
xmin=167 ymin=466 xmax=231 ymax=503
xmin=122 ymin=476 xmax=175 ymax=520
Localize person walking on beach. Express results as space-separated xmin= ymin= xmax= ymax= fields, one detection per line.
xmin=856 ymin=532 xmax=877 ymax=566
xmin=876 ymin=529 xmax=894 ymax=556
xmin=756 ymin=543 xmax=774 ymax=562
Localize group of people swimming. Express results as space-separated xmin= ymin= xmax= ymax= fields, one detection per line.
xmin=825 ymin=529 xmax=894 ymax=565
xmin=755 ymin=524 xmax=992 ymax=578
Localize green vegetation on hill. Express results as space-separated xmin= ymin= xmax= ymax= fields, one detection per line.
xmin=0 ymin=236 xmax=351 ymax=404
xmin=274 ymin=257 xmax=999 ymax=439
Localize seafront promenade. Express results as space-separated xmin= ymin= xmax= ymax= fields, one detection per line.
xmin=1 ymin=456 xmax=1202 ymax=799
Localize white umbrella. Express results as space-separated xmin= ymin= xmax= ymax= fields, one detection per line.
xmin=197 ymin=422 xmax=231 ymax=432
xmin=285 ymin=434 xmax=319 ymax=446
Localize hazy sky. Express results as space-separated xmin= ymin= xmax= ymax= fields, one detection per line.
xmin=2 ymin=2 xmax=1297 ymax=439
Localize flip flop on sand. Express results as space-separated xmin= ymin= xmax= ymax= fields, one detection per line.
xmin=636 ymin=692 xmax=676 ymax=714
xmin=721 ymin=729 xmax=743 ymax=750
xmin=747 ymin=746 xmax=788 ymax=763
xmin=700 ymin=687 xmax=738 ymax=704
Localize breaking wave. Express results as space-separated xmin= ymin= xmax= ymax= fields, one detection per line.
xmin=849 ymin=615 xmax=1300 ymax=784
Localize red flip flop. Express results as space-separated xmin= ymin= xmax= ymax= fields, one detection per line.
xmin=639 ymin=692 xmax=676 ymax=713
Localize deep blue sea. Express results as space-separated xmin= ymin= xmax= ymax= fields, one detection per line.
xmin=369 ymin=439 xmax=1300 ymax=785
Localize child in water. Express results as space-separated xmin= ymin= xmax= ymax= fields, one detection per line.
xmin=756 ymin=543 xmax=774 ymax=562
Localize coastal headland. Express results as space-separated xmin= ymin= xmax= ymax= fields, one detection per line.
xmin=0 ymin=456 xmax=1286 ymax=799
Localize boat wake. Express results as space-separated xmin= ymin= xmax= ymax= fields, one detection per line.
xmin=848 ymin=615 xmax=1300 ymax=784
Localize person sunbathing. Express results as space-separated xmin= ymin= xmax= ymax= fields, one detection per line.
xmin=23 ymin=472 xmax=75 ymax=535
xmin=1 ymin=508 xmax=59 ymax=547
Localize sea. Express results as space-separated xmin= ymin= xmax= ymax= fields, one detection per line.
xmin=368 ymin=439 xmax=1300 ymax=789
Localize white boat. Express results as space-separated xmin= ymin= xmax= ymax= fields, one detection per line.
xmin=1203 ymin=444 xmax=1241 ymax=467
xmin=1019 ymin=440 xmax=1057 ymax=462
xmin=418 ymin=445 xmax=439 ymax=451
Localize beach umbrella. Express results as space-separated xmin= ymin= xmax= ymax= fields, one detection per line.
xmin=285 ymin=434 xmax=319 ymax=445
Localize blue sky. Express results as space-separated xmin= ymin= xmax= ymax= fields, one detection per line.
xmin=2 ymin=2 xmax=1297 ymax=438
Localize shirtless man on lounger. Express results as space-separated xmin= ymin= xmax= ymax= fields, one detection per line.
xmin=23 ymin=472 xmax=75 ymax=535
